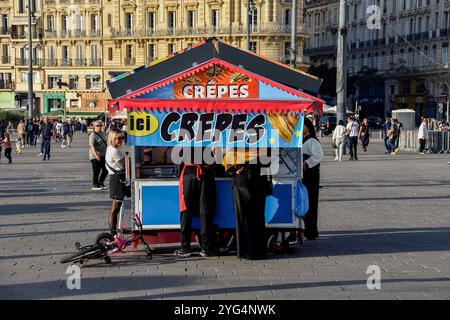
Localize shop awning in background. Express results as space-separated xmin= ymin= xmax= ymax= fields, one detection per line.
xmin=66 ymin=111 xmax=104 ymax=119
xmin=42 ymin=109 xmax=64 ymax=117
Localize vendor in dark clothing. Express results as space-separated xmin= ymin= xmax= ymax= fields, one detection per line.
xmin=223 ymin=149 xmax=268 ymax=260
xmin=302 ymin=118 xmax=324 ymax=240
xmin=175 ymin=147 xmax=216 ymax=257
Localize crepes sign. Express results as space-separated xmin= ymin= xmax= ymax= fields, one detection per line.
xmin=173 ymin=65 xmax=258 ymax=99
xmin=127 ymin=110 xmax=304 ymax=148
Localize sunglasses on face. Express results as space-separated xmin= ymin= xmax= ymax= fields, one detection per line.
xmin=95 ymin=125 xmax=102 ymax=127
xmin=116 ymin=136 xmax=124 ymax=141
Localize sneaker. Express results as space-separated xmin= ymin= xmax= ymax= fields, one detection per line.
xmin=91 ymin=185 xmax=102 ymax=191
xmin=334 ymin=157 xmax=339 ymax=161
xmin=38 ymin=153 xmax=43 ymax=156
xmin=174 ymin=249 xmax=191 ymax=257
xmin=99 ymin=183 xmax=107 ymax=190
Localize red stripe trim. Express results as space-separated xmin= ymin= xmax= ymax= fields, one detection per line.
xmin=118 ymin=99 xmax=315 ymax=114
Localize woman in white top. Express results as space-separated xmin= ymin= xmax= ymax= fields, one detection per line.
xmin=105 ymin=127 xmax=130 ymax=235
xmin=332 ymin=120 xmax=347 ymax=161
xmin=302 ymin=118 xmax=324 ymax=240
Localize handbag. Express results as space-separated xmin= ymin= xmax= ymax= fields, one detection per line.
xmin=295 ymin=181 xmax=309 ymax=218
xmin=332 ymin=141 xmax=337 ymax=149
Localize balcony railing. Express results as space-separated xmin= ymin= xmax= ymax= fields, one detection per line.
xmin=60 ymin=58 xmax=72 ymax=66
xmin=46 ymin=59 xmax=58 ymax=67
xmin=124 ymin=57 xmax=135 ymax=66
xmin=74 ymin=0 xmax=84 ymax=3
xmin=16 ymin=58 xmax=43 ymax=66
xmin=304 ymin=45 xmax=337 ymax=56
xmin=89 ymin=59 xmax=102 ymax=66
xmin=44 ymin=0 xmax=56 ymax=3
xmin=45 ymin=31 xmax=57 ymax=38
xmin=60 ymin=30 xmax=71 ymax=38
xmin=1 ymin=56 xmax=11 ymax=64
xmin=0 ymin=81 xmax=12 ymax=89
xmin=59 ymin=0 xmax=69 ymax=3
xmin=73 ymin=58 xmax=87 ymax=66
xmin=441 ymin=29 xmax=450 ymax=37
xmin=74 ymin=29 xmax=86 ymax=37
xmin=110 ymin=24 xmax=306 ymax=38
xmin=90 ymin=29 xmax=101 ymax=37
xmin=11 ymin=31 xmax=42 ymax=39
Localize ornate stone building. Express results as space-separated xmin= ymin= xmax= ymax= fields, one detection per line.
xmin=305 ymin=0 xmax=450 ymax=121
xmin=0 ymin=0 xmax=310 ymax=118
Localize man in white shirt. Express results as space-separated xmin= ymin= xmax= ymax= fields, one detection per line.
xmin=346 ymin=116 xmax=360 ymax=160
xmin=418 ymin=118 xmax=428 ymax=154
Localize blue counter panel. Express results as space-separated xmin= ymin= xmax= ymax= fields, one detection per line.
xmin=140 ymin=180 xmax=294 ymax=228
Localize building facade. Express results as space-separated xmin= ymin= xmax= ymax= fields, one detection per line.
xmin=0 ymin=0 xmax=310 ymax=119
xmin=305 ymin=0 xmax=450 ymax=121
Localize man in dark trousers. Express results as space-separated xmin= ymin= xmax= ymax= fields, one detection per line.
xmin=41 ymin=117 xmax=53 ymax=161
xmin=175 ymin=147 xmax=216 ymax=257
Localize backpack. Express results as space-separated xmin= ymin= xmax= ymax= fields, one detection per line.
xmin=27 ymin=123 xmax=34 ymax=132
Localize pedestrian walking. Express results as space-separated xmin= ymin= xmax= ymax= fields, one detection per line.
xmin=17 ymin=120 xmax=25 ymax=149
xmin=61 ymin=121 xmax=73 ymax=148
xmin=6 ymin=121 xmax=13 ymax=136
xmin=359 ymin=118 xmax=370 ymax=152
xmin=0 ymin=132 xmax=12 ymax=163
xmin=418 ymin=118 xmax=428 ymax=154
xmin=0 ymin=120 xmax=4 ymax=162
xmin=25 ymin=119 xmax=35 ymax=148
xmin=346 ymin=116 xmax=360 ymax=160
xmin=89 ymin=120 xmax=108 ymax=190
xmin=383 ymin=118 xmax=392 ymax=154
xmin=41 ymin=117 xmax=53 ymax=161
xmin=302 ymin=118 xmax=324 ymax=240
xmin=105 ymin=128 xmax=130 ymax=236
xmin=332 ymin=120 xmax=346 ymax=161
xmin=33 ymin=119 xmax=40 ymax=146
xmin=390 ymin=119 xmax=401 ymax=155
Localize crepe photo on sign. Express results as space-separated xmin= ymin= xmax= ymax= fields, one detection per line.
xmin=267 ymin=112 xmax=300 ymax=142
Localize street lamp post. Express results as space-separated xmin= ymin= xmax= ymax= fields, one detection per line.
xmin=290 ymin=0 xmax=297 ymax=69
xmin=27 ymin=0 xmax=34 ymax=120
xmin=246 ymin=0 xmax=251 ymax=50
xmin=336 ymin=0 xmax=347 ymax=124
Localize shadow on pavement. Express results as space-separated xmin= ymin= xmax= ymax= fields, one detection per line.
xmin=300 ymin=227 xmax=450 ymax=257
xmin=123 ymin=277 xmax=450 ymax=300
xmin=0 ymin=275 xmax=191 ymax=299
xmin=3 ymin=274 xmax=448 ymax=300
xmin=0 ymin=200 xmax=111 ymax=215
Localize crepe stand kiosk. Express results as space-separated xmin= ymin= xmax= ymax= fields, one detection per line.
xmin=107 ymin=38 xmax=323 ymax=254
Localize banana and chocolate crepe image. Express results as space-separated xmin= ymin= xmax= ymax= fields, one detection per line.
xmin=267 ymin=112 xmax=300 ymax=142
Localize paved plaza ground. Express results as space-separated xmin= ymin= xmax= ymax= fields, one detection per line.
xmin=1 ymin=133 xmax=450 ymax=300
